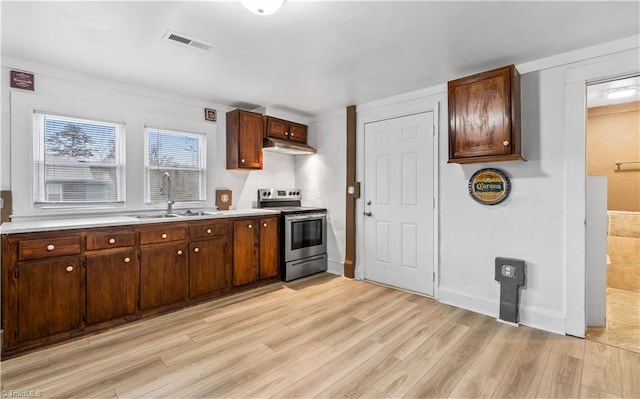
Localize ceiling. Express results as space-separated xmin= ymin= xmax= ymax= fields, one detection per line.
xmin=2 ymin=1 xmax=639 ymax=117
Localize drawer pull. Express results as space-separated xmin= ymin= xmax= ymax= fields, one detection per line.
xmin=285 ymin=132 xmax=289 ymax=136
xmin=124 ymin=257 xmax=131 ymax=263
xmin=248 ymin=224 xmax=253 ymax=229
xmin=47 ymin=244 xmax=55 ymax=251
xmin=177 ymin=250 xmax=183 ymax=255
xmin=241 ymin=158 xmax=245 ymax=163
xmin=263 ymin=223 xmax=267 ymax=227
xmin=503 ymin=140 xmax=510 ymax=146
xmin=194 ymin=247 xmax=200 ymax=253
xmin=109 ymin=238 xmax=116 ymax=244
xmin=161 ymin=233 xmax=168 ymax=239
xmin=206 ymin=229 xmax=212 ymax=234
xmin=66 ymin=266 xmax=74 ymax=272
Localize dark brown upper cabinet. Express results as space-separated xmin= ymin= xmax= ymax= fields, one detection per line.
xmin=448 ymin=64 xmax=524 ymax=164
xmin=227 ymin=109 xmax=263 ymax=170
xmin=264 ymin=116 xmax=308 ymax=144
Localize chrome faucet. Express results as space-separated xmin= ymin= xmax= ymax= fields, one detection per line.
xmin=161 ymin=172 xmax=174 ymax=214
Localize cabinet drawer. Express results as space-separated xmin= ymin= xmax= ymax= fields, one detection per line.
xmin=86 ymin=231 xmax=135 ymax=251
xmin=18 ymin=236 xmax=81 ymax=261
xmin=139 ymin=227 xmax=186 ymax=245
xmin=189 ymin=222 xmax=230 ymax=239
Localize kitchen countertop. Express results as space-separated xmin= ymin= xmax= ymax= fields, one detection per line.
xmin=0 ymin=209 xmax=280 ymax=234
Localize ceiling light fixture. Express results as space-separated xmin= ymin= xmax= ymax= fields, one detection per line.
xmin=241 ymin=0 xmax=285 ymax=15
xmin=606 ymin=86 xmax=637 ymax=100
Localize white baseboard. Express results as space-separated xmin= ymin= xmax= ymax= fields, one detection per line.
xmin=327 ymin=259 xmax=343 ymax=276
xmin=438 ymin=287 xmax=566 ymax=335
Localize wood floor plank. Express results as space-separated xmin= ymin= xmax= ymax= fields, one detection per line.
xmin=373 ymin=319 xmax=470 ymax=397
xmin=535 ymin=351 xmax=583 ymax=398
xmin=268 ymin=338 xmax=384 ymax=398
xmin=618 ymin=348 xmax=640 ymax=398
xmin=404 ymin=314 xmax=501 ymax=398
xmin=581 ymin=340 xmax=624 ymax=397
xmin=489 ymin=327 xmax=552 ymax=398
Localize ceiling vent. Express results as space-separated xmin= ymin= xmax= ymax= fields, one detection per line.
xmin=163 ymin=30 xmax=215 ymax=51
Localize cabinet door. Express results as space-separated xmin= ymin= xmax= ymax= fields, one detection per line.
xmin=448 ymin=65 xmax=522 ymax=163
xmin=226 ymin=109 xmax=263 ymax=170
xmin=16 ymin=257 xmax=82 ymax=342
xmin=259 ymin=217 xmax=279 ymax=279
xmin=86 ymin=249 xmax=136 ymax=324
xmin=265 ymin=116 xmax=290 ymax=140
xmin=288 ymin=122 xmax=308 ymax=144
xmin=238 ymin=111 xmax=263 ymax=168
xmin=233 ymin=220 xmax=258 ymax=286
xmin=189 ymin=237 xmax=229 ymax=298
xmin=140 ymin=241 xmax=188 ymax=310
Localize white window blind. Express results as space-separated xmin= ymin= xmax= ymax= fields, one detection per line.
xmin=144 ymin=127 xmax=206 ymax=204
xmin=33 ymin=112 xmax=125 ymax=205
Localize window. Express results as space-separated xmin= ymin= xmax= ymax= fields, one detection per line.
xmin=144 ymin=127 xmax=206 ymax=204
xmin=33 ymin=112 xmax=125 ymax=205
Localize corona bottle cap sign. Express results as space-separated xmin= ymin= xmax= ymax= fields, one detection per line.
xmin=468 ymin=168 xmax=511 ymax=205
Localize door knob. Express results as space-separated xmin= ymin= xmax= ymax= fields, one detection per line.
xmin=364 ymin=211 xmax=372 ymax=217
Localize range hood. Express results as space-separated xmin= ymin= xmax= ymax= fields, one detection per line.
xmin=262 ymin=137 xmax=317 ymax=155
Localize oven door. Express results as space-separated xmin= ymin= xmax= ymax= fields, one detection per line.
xmin=284 ymin=212 xmax=327 ymax=262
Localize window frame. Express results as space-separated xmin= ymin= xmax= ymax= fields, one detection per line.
xmin=32 ymin=111 xmax=126 ymax=208
xmin=143 ymin=126 xmax=207 ymax=206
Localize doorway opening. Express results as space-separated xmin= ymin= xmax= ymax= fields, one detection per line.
xmin=586 ymin=75 xmax=640 ymax=353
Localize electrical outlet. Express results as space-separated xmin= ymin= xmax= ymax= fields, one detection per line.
xmin=501 ymin=264 xmax=516 ymax=278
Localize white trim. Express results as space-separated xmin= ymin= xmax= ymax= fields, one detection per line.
xmin=438 ymin=286 xmax=566 ymax=335
xmin=518 ymin=35 xmax=640 ymax=74
xmin=563 ymin=50 xmax=640 ymax=337
xmin=357 ymin=84 xmax=447 ymax=114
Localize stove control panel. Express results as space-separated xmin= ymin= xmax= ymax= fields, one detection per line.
xmin=258 ymin=188 xmax=301 ymax=201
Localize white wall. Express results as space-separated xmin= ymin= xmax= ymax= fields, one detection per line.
xmin=1 ymin=58 xmax=295 ymax=219
xmin=296 ymin=110 xmax=346 ymax=275
xmin=438 ymin=66 xmax=568 ymax=333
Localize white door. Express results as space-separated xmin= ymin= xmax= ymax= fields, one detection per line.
xmin=363 ymin=112 xmax=435 ymax=296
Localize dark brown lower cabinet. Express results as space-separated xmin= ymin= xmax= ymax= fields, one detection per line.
xmin=189 ymin=237 xmax=230 ymax=298
xmin=233 ymin=216 xmax=280 ymax=286
xmin=86 ymin=249 xmax=136 ymax=324
xmin=259 ymin=217 xmax=279 ymax=279
xmin=140 ymin=241 xmax=188 ymax=310
xmin=16 ymin=256 xmax=82 ymax=342
xmin=233 ymin=219 xmax=259 ymax=286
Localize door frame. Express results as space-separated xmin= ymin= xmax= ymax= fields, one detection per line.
xmin=564 ymin=51 xmax=639 ymax=337
xmin=355 ymin=94 xmax=441 ymax=298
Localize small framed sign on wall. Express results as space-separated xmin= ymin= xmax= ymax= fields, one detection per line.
xmin=10 ymin=70 xmax=35 ymax=91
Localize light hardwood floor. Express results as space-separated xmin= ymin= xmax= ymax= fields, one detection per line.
xmin=2 ymin=273 xmax=639 ymax=398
